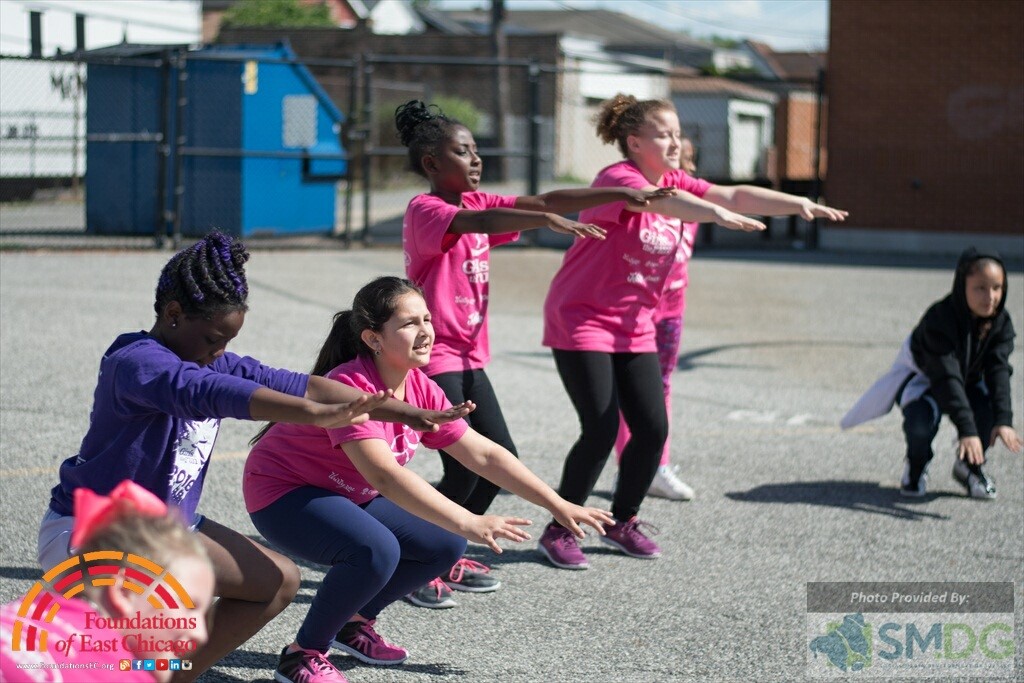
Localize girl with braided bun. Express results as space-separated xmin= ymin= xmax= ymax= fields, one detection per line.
xmin=37 ymin=231 xmax=470 ymax=680
xmin=394 ymin=99 xmax=669 ymax=607
xmin=539 ymin=94 xmax=847 ymax=569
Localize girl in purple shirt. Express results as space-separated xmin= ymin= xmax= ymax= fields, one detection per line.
xmin=539 ymin=94 xmax=848 ymax=569
xmin=243 ymin=276 xmax=612 ymax=683
xmin=38 ymin=232 xmax=467 ymax=681
xmin=395 ymin=99 xmax=669 ymax=604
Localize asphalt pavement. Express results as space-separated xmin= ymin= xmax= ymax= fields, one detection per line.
xmin=1 ymin=244 xmax=1021 ymax=682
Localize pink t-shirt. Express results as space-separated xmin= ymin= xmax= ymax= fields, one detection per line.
xmin=654 ymin=220 xmax=699 ymax=322
xmin=403 ymin=192 xmax=520 ymax=376
xmin=243 ymin=355 xmax=469 ymax=511
xmin=542 ymin=161 xmax=712 ymax=352
xmin=1 ymin=594 xmax=152 ymax=681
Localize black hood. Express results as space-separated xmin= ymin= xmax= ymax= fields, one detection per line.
xmin=950 ymin=247 xmax=1008 ymax=323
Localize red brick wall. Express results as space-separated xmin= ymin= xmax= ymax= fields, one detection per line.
xmin=827 ymin=0 xmax=1023 ymax=235
xmin=775 ymin=93 xmax=822 ymax=181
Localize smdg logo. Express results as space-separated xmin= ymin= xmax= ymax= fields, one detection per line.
xmin=808 ymin=612 xmax=1014 ymax=674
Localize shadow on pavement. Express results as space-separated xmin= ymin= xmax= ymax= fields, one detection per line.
xmin=0 ymin=566 xmax=43 ymax=582
xmin=677 ymin=339 xmax=899 ymax=371
xmin=725 ymin=480 xmax=955 ymax=520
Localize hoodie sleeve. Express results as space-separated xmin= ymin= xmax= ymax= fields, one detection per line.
xmin=983 ymin=315 xmax=1015 ymax=427
xmin=912 ymin=314 xmax=978 ymax=437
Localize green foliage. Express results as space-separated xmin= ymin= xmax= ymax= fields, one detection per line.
xmin=373 ymin=96 xmax=486 ymax=185
xmin=221 ymin=0 xmax=335 ymax=29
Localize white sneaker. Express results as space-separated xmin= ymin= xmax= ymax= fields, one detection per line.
xmin=952 ymin=459 xmax=997 ymax=499
xmin=647 ymin=465 xmax=695 ymax=501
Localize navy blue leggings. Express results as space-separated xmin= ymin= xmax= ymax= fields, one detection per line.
xmin=250 ymin=487 xmax=466 ymax=652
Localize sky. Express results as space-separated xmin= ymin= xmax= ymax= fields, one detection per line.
xmin=434 ymin=0 xmax=831 ymax=51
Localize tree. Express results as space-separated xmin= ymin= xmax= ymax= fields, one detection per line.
xmin=221 ymin=0 xmax=335 ymax=29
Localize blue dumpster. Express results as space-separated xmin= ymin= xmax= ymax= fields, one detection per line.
xmin=86 ymin=42 xmax=347 ymax=237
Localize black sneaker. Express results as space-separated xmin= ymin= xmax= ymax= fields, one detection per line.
xmin=952 ymin=459 xmax=997 ymax=499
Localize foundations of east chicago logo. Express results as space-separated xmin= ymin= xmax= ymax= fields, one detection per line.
xmin=5 ymin=549 xmax=200 ymax=670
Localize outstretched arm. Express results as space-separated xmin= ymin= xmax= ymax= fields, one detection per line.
xmin=447 ymin=207 xmax=607 ymax=240
xmin=444 ymin=429 xmax=614 ymax=537
xmin=513 ymin=186 xmax=675 ymax=215
xmin=703 ymin=185 xmax=848 ymax=222
xmin=631 ymin=187 xmax=766 ymax=232
xmin=304 ymin=375 xmax=475 ymax=432
xmin=248 ymin=386 xmax=390 ymax=429
xmin=342 ymin=438 xmax=533 ymax=553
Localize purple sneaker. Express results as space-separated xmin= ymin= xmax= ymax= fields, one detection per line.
xmin=538 ymin=522 xmax=589 ymax=569
xmin=275 ymin=646 xmax=349 ymax=683
xmin=600 ymin=517 xmax=661 ymax=559
xmin=331 ymin=619 xmax=409 ymax=666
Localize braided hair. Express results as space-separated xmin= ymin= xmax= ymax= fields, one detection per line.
xmin=154 ymin=230 xmax=250 ymax=318
xmin=394 ymin=100 xmax=465 ymax=177
xmin=594 ymin=93 xmax=675 ymax=158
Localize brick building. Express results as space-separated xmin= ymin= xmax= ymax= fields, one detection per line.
xmin=823 ymin=0 xmax=1023 ymax=254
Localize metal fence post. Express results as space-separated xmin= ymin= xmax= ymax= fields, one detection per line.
xmin=527 ymin=60 xmax=540 ymax=197
xmin=361 ymin=57 xmax=374 ymax=245
xmin=809 ymin=66 xmax=825 ymax=250
xmin=155 ymin=49 xmax=172 ymax=247
xmin=170 ymin=48 xmax=188 ymax=250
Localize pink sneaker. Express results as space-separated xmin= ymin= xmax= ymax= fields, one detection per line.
xmin=275 ymin=646 xmax=349 ymax=683
xmin=600 ymin=517 xmax=661 ymax=559
xmin=537 ymin=522 xmax=589 ymax=569
xmin=331 ymin=619 xmax=409 ymax=666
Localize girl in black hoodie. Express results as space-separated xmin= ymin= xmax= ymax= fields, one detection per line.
xmin=902 ymin=248 xmax=1020 ymax=497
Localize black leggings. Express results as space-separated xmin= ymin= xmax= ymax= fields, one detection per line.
xmin=902 ymin=383 xmax=993 ymax=482
xmin=431 ymin=369 xmax=519 ymax=516
xmin=552 ymin=349 xmax=667 ymax=521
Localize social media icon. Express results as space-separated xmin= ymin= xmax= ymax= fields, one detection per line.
xmin=132 ymin=660 xmax=145 ymax=671
xmin=156 ymin=659 xmax=169 ymax=671
xmin=119 ymin=660 xmax=131 ymax=671
xmin=169 ymin=659 xmax=182 ymax=671
xmin=181 ymin=660 xmax=193 ymax=671
xmin=143 ymin=660 xmax=156 ymax=671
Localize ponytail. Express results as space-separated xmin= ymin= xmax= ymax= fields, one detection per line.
xmin=249 ymin=276 xmax=424 ymax=445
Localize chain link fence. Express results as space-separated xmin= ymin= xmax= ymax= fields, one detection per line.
xmin=0 ymin=48 xmax=824 ymax=250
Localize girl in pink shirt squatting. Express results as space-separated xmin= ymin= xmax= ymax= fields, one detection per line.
xmin=37 ymin=231 xmax=467 ymax=681
xmin=3 ymin=481 xmax=215 ymax=683
xmin=614 ymin=135 xmax=700 ymax=501
xmin=539 ymin=94 xmax=848 ymax=569
xmin=243 ymin=276 xmax=612 ymax=683
xmin=394 ymin=99 xmax=670 ymax=605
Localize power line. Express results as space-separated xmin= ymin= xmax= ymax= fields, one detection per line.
xmin=635 ymin=0 xmax=826 ymax=41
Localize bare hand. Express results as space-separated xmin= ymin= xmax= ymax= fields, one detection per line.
xmin=621 ymin=186 xmax=676 ymax=207
xmin=317 ymin=390 xmax=391 ymax=429
xmin=957 ymin=435 xmax=985 ymax=465
xmin=712 ymin=206 xmax=765 ymax=232
xmin=991 ymin=425 xmax=1023 ymax=453
xmin=799 ymin=199 xmax=848 ymax=222
xmin=546 ymin=214 xmax=607 ymax=240
xmin=405 ymin=401 xmax=476 ymax=433
xmin=466 ymin=514 xmax=533 ymax=553
xmin=550 ymin=503 xmax=615 ymax=538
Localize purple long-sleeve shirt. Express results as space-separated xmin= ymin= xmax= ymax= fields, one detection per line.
xmin=49 ymin=332 xmax=308 ymax=521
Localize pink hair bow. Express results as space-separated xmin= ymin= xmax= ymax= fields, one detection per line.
xmin=71 ymin=480 xmax=169 ymax=549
